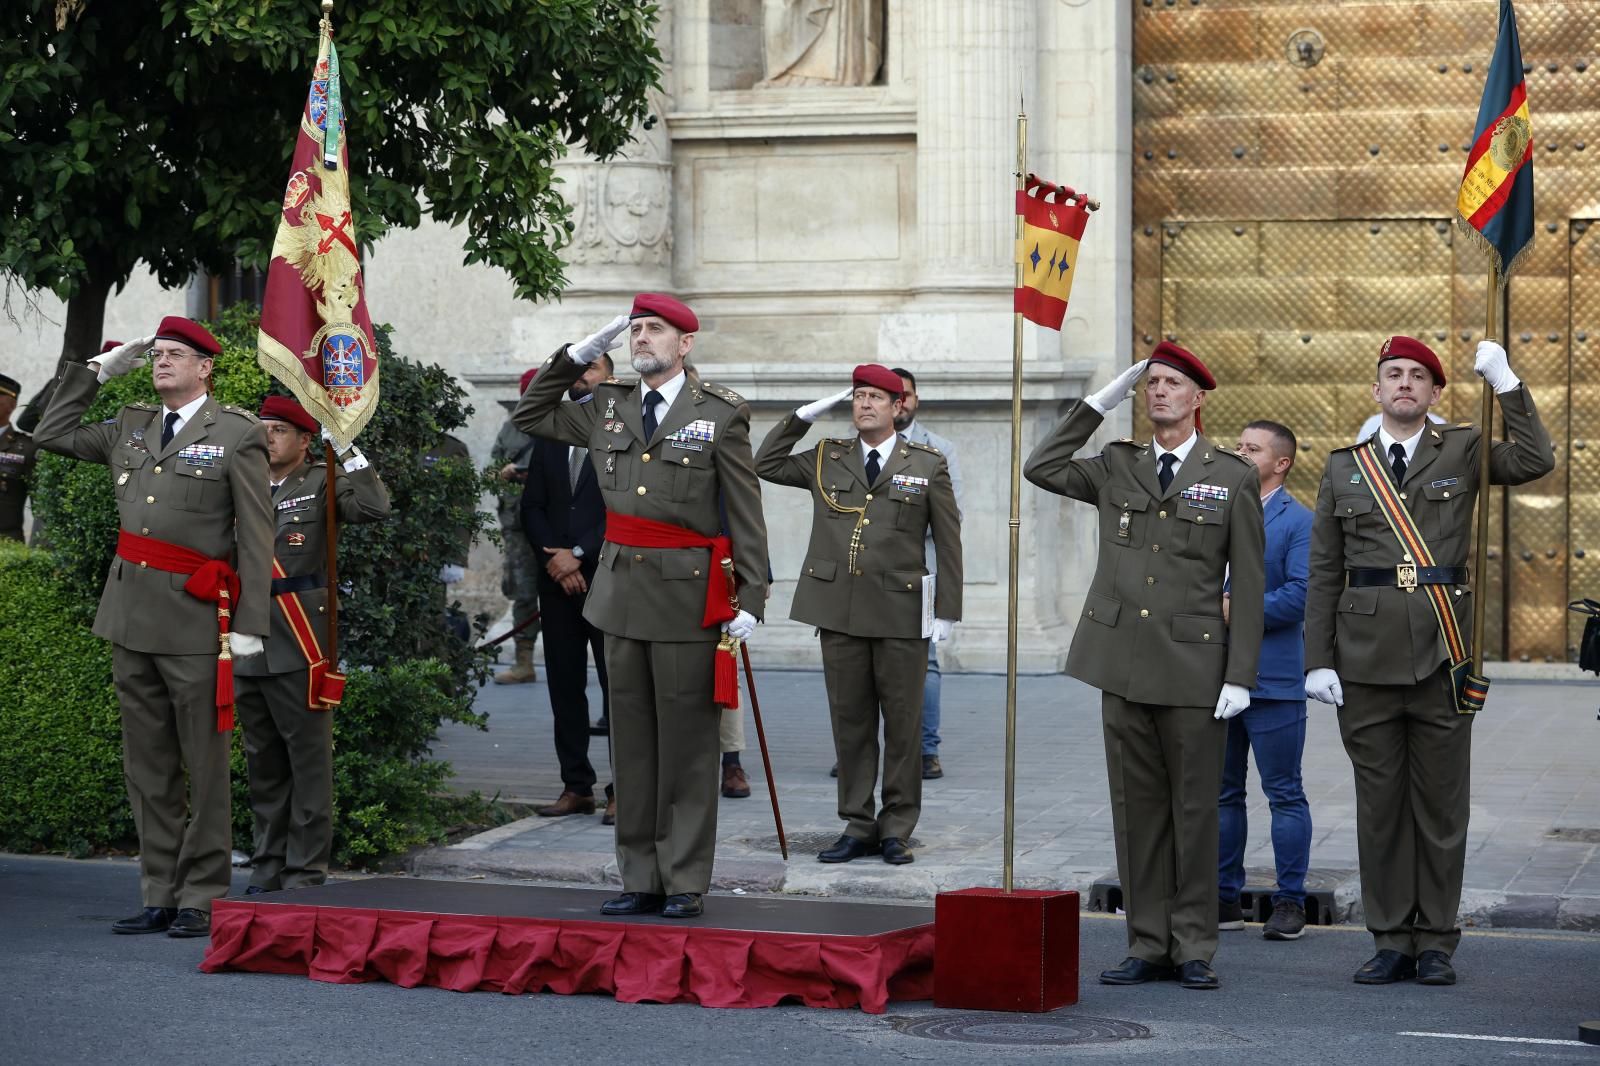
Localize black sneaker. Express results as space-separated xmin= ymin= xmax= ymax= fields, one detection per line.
xmin=1263 ymin=899 xmax=1306 ymax=941
xmin=1218 ymin=897 xmax=1245 ymax=931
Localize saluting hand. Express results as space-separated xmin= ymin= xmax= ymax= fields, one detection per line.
xmin=571 ymin=314 xmax=632 ymax=365
xmin=1084 ymin=358 xmax=1149 ymax=415
xmin=89 ymin=335 xmax=155 ymax=383
xmin=796 ymin=387 xmax=855 ymax=423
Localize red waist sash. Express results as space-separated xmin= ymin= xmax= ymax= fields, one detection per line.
xmin=603 ymin=513 xmax=737 ymax=629
xmin=115 ymin=529 xmax=242 ymax=731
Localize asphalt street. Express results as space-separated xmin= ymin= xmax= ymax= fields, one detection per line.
xmin=6 ymin=853 xmax=1600 ymax=1065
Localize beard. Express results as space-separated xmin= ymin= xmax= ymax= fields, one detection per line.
xmin=568 ymin=382 xmax=592 ymax=401
xmin=631 ymin=350 xmax=673 ymax=376
xmin=892 ymin=412 xmax=912 ymax=431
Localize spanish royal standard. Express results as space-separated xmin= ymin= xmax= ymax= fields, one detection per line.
xmin=1014 ymin=174 xmax=1093 ymax=331
xmin=1456 ymin=0 xmax=1535 ymax=280
xmin=257 ymin=5 xmax=378 ymax=451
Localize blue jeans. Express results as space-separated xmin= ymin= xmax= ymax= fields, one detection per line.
xmin=921 ymin=641 xmax=940 ymax=756
xmin=1218 ymin=698 xmax=1311 ymax=907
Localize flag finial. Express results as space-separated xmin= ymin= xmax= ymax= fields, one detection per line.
xmin=322 ymin=1 xmax=334 ymax=13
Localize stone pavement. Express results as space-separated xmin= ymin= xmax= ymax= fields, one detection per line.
xmin=418 ymin=666 xmax=1600 ymax=929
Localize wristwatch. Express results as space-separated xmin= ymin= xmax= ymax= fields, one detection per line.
xmin=571 ymin=545 xmax=585 ymax=559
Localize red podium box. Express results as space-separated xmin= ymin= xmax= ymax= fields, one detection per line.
xmin=933 ymin=887 xmax=1079 ymax=1012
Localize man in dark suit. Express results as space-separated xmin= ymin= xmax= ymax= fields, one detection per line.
xmin=521 ymin=354 xmax=615 ymax=824
xmin=1218 ymin=420 xmax=1314 ymax=943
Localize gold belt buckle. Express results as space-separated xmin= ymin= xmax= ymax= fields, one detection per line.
xmin=1396 ymin=563 xmax=1418 ymax=590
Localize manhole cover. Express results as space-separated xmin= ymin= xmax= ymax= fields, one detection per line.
xmin=891 ymin=1012 xmax=1152 ymax=1046
xmin=744 ymin=831 xmax=923 ymax=854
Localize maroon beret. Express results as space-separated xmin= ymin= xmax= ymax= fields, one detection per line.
xmin=153 ymin=316 xmax=220 ymax=356
xmin=519 ymin=367 xmax=538 ymax=394
xmin=258 ymin=395 xmax=318 ymax=433
xmin=629 ymin=292 xmax=699 ymax=333
xmin=1147 ymin=341 xmax=1216 ymax=390
xmin=1378 ymin=335 xmax=1446 ymax=387
xmin=852 ymin=363 xmax=904 ymax=396
xmin=99 ymin=340 xmax=122 ymax=354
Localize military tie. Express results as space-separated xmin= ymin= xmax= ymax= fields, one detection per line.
xmin=864 ymin=447 xmax=881 ymax=486
xmin=642 ymin=389 xmax=663 ymax=441
xmin=1157 ymin=452 xmax=1177 ymax=493
xmin=160 ymin=411 xmax=180 ymax=450
xmin=1389 ymin=442 xmax=1407 ymax=484
xmin=569 ymin=445 xmax=586 ymax=493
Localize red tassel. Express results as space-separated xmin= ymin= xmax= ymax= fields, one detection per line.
xmin=714 ymin=644 xmax=740 ymax=710
xmin=216 ymin=654 xmax=234 ymax=732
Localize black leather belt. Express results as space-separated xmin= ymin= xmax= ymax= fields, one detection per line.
xmin=1347 ymin=566 xmax=1468 ymax=589
xmin=270 ymin=573 xmax=324 ymax=597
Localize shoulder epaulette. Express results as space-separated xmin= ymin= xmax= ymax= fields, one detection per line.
xmin=1107 ymin=437 xmax=1141 ymax=447
xmin=698 ymin=381 xmax=745 ymax=406
xmin=599 ymin=377 xmax=636 ymax=391
xmin=1450 ymin=421 xmax=1474 ymax=430
xmin=125 ymin=401 xmax=155 ymax=411
xmin=1211 ymin=448 xmax=1252 ymax=466
xmin=826 ymin=437 xmax=854 ymax=446
xmin=220 ymin=405 xmax=259 ymax=423
xmin=907 ymin=439 xmax=941 ymax=455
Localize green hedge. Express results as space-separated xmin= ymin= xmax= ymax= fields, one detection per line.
xmin=5 ymin=306 xmax=495 ymax=864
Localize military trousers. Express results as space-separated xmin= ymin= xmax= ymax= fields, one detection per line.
xmin=819 ymin=630 xmax=928 ymax=845
xmin=111 ymin=646 xmax=234 ymax=912
xmin=1338 ymin=665 xmax=1472 ymax=958
xmin=604 ymin=635 xmax=721 ymax=896
xmin=1101 ymin=693 xmax=1227 ymax=966
xmin=234 ymin=668 xmax=334 ymax=890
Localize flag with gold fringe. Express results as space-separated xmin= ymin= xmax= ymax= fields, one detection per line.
xmin=1456 ymin=0 xmax=1535 ymax=279
xmin=257 ymin=3 xmax=378 ymax=450
xmin=1014 ymin=174 xmax=1092 ymax=330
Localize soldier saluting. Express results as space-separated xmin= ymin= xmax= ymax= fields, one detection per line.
xmin=514 ymin=294 xmax=769 ymax=920
xmin=34 ymin=319 xmax=273 ymax=938
xmin=1304 ymin=337 xmax=1553 ymax=987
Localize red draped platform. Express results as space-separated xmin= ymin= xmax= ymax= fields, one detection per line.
xmin=200 ymin=878 xmax=933 ymax=1013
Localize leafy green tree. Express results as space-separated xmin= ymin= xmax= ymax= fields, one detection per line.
xmin=2 ymin=0 xmax=661 ymax=364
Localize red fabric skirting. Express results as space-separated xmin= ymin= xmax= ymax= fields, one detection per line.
xmin=200 ymin=900 xmax=933 ymax=1013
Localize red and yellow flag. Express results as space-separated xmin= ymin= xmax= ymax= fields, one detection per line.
xmin=257 ymin=5 xmax=378 ymax=450
xmin=1455 ymin=0 xmax=1535 ymax=278
xmin=1014 ymin=174 xmax=1092 ymax=330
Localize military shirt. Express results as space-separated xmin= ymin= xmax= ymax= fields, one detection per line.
xmin=0 ymin=423 xmax=37 ymax=542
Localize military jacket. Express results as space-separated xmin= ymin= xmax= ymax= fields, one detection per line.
xmin=235 ymin=459 xmax=391 ymax=677
xmin=1304 ymin=386 xmax=1555 ymax=685
xmin=1024 ymin=401 xmax=1265 ymax=704
xmin=756 ymin=413 xmax=962 ymax=638
xmin=33 ymin=362 xmax=273 ymax=652
xmin=513 ymin=348 xmax=770 ymax=644
xmin=490 ymin=417 xmax=537 ymax=530
xmin=0 ymin=423 xmax=37 ymax=541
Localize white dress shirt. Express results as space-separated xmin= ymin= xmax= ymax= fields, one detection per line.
xmin=161 ymin=393 xmax=209 ymax=441
xmin=1151 ymin=429 xmax=1198 ymax=475
xmin=640 ymin=369 xmax=687 ymax=430
xmin=1376 ymin=423 xmax=1425 ymax=466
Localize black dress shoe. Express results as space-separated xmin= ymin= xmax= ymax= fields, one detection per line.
xmin=1177 ymin=960 xmax=1219 ymax=990
xmin=1098 ymin=957 xmax=1176 ymax=985
xmin=111 ymin=907 xmax=177 ymax=935
xmin=166 ymin=908 xmax=211 ymax=938
xmin=599 ymin=892 xmax=665 ymax=916
xmin=1353 ymin=949 xmax=1416 ymax=984
xmin=818 ymin=834 xmax=879 ymax=863
xmin=881 ymin=838 xmax=915 ymax=865
xmin=661 ymin=893 xmax=704 ymax=919
xmin=590 ymin=716 xmax=609 ymax=737
xmin=1416 ymin=949 xmax=1457 ymax=986
xmin=244 ymin=885 xmax=270 ymax=896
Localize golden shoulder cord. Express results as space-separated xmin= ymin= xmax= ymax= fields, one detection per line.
xmin=815 ymin=444 xmax=867 ymax=573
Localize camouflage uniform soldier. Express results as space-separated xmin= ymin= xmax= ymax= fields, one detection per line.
xmin=492 ymin=367 xmax=542 ymax=683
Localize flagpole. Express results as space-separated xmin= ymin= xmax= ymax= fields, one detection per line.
xmin=1472 ymin=265 xmax=1501 ymax=674
xmin=1002 ymin=105 xmax=1027 ymax=894
xmin=325 ymin=441 xmax=340 ymax=667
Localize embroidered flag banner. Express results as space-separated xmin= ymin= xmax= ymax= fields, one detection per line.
xmin=258 ymin=5 xmax=378 ymax=450
xmin=1014 ymin=174 xmax=1093 ymax=330
xmin=1456 ymin=0 xmax=1535 ymax=279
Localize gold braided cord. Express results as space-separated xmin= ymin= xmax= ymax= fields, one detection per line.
xmin=814 ymin=443 xmax=867 ymax=572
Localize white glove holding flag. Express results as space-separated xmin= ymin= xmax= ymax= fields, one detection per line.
xmin=1305 ymin=668 xmax=1344 ymax=707
xmin=1084 ymin=359 xmax=1149 ymax=415
xmin=1213 ymin=683 xmax=1251 ymax=720
xmin=797 ymin=387 xmax=855 ymax=423
xmin=570 ymin=314 xmax=631 ymax=366
xmin=231 ymin=633 xmax=264 ymax=659
xmin=321 ymin=425 xmax=369 ymax=472
xmin=89 ymin=335 xmax=154 ymax=383
xmin=1474 ymin=339 xmax=1521 ymax=394
xmin=723 ymin=610 xmax=757 ymax=642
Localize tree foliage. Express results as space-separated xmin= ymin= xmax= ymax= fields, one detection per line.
xmin=2 ymin=0 xmax=662 ymax=354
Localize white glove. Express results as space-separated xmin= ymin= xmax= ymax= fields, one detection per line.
xmin=320 ymin=426 xmax=370 ymax=472
xmin=570 ymin=314 xmax=631 ymax=366
xmin=230 ymin=632 xmax=264 ymax=659
xmin=1474 ymin=339 xmax=1521 ymax=394
xmin=1305 ymin=667 xmax=1344 ymax=707
xmin=722 ymin=609 xmax=756 ymax=642
xmin=438 ymin=564 xmax=466 ymax=585
xmin=1084 ymin=359 xmax=1149 ymax=415
xmin=930 ymin=618 xmax=955 ymax=644
xmin=796 ymin=387 xmax=855 ymax=423
xmin=89 ymin=335 xmax=154 ymax=383
xmin=1213 ymin=682 xmax=1251 ymax=720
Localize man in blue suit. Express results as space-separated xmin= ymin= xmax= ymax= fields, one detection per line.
xmin=1219 ymin=420 xmax=1314 ymax=941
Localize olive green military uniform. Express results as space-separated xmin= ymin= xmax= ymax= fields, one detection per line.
xmin=491 ymin=416 xmax=541 ymax=636
xmin=1025 ymin=401 xmax=1265 ymax=967
xmin=0 ymin=423 xmax=37 ymax=542
xmin=34 ymin=362 xmax=272 ymax=912
xmin=756 ymin=413 xmax=962 ymax=846
xmin=235 ymin=458 xmax=390 ymax=891
xmin=513 ymin=349 xmax=769 ymax=897
xmin=1305 ymin=386 xmax=1553 ymax=959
